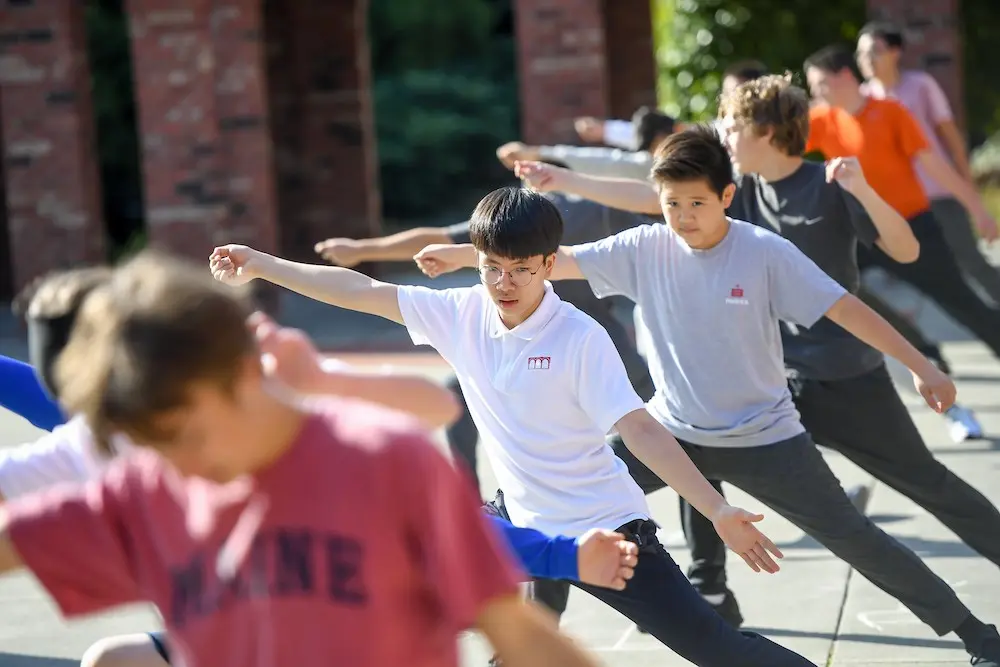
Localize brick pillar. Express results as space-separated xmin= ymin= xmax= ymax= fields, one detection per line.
xmin=867 ymin=0 xmax=965 ymax=130
xmin=603 ymin=0 xmax=658 ymax=121
xmin=0 ymin=1 xmax=105 ymax=295
xmin=126 ymin=1 xmax=279 ymax=260
xmin=265 ymin=0 xmax=381 ymax=260
xmin=513 ymin=0 xmax=610 ymax=144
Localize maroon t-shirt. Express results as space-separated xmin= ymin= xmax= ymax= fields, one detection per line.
xmin=6 ymin=399 xmax=522 ymax=667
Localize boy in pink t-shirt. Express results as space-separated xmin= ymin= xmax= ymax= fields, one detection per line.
xmin=0 ymin=252 xmax=603 ymax=667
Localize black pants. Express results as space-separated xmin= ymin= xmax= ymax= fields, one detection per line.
xmin=857 ymin=210 xmax=1000 ymax=357
xmin=611 ymin=426 xmax=970 ymax=636
xmin=485 ymin=493 xmax=814 ymax=667
xmin=445 ymin=375 xmax=480 ymax=488
xmin=679 ymin=365 xmax=1000 ymax=610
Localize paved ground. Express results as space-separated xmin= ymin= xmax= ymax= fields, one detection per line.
xmin=0 ymin=261 xmax=999 ymax=666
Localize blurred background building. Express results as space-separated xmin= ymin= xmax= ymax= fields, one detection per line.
xmin=0 ymin=0 xmax=991 ymax=301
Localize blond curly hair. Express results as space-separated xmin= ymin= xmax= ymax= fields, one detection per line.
xmin=718 ymin=73 xmax=811 ymax=156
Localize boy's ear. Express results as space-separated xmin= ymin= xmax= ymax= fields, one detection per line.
xmin=721 ymin=183 xmax=737 ymax=208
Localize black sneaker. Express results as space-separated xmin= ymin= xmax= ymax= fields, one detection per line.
xmin=970 ymin=624 xmax=1000 ymax=666
xmin=637 ymin=590 xmax=743 ymax=634
xmin=707 ymin=590 xmax=745 ymax=628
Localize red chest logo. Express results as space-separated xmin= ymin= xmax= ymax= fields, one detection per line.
xmin=731 ymin=285 xmax=744 ymax=298
xmin=527 ymin=356 xmax=551 ymax=370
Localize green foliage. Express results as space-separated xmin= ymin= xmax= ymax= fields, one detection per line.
xmin=962 ymin=0 xmax=1000 ymax=142
xmin=652 ymin=0 xmax=864 ymax=121
xmin=651 ymin=0 xmax=999 ymax=142
xmin=373 ymin=65 xmax=517 ymax=219
xmin=368 ymin=0 xmax=497 ymax=74
xmin=972 ymin=131 xmax=1000 ymax=187
xmin=368 ymin=0 xmax=518 ymax=219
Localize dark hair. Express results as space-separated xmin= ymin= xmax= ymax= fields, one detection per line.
xmin=56 ymin=250 xmax=256 ymax=453
xmin=859 ymin=21 xmax=905 ymax=50
xmin=469 ymin=186 xmax=563 ymax=259
xmin=723 ymin=59 xmax=768 ymax=84
xmin=650 ymin=124 xmax=734 ymax=197
xmin=21 ymin=267 xmax=114 ymax=400
xmin=631 ymin=106 xmax=677 ymax=152
xmin=804 ymin=44 xmax=863 ymax=83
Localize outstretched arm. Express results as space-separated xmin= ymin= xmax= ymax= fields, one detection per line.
xmin=315 ymin=362 xmax=460 ymax=429
xmin=826 ymin=158 xmax=919 ymax=263
xmin=315 ymin=227 xmax=453 ymax=267
xmin=413 ymin=243 xmax=584 ymax=281
xmin=515 ymin=161 xmax=662 ymax=215
xmin=0 ymin=355 xmax=65 ymax=432
xmin=210 ymin=245 xmax=404 ymax=324
xmin=824 ymin=294 xmax=956 ymax=411
xmin=478 ymin=596 xmax=604 ymax=667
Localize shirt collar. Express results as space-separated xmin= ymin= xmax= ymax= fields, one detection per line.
xmin=487 ymin=282 xmax=561 ymax=340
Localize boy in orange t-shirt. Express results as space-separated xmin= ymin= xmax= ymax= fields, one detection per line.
xmin=803 ymin=44 xmax=1000 ymax=360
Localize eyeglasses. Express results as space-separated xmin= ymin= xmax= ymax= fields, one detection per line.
xmin=479 ymin=264 xmax=544 ymax=287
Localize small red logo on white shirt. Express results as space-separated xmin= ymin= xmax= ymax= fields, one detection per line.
xmin=527 ymin=356 xmax=551 ymax=370
xmin=726 ymin=284 xmax=749 ymax=305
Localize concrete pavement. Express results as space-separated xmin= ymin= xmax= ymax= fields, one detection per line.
xmin=0 ymin=265 xmax=999 ymax=666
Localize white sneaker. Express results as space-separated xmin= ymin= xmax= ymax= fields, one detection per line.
xmin=944 ymin=404 xmax=984 ymax=443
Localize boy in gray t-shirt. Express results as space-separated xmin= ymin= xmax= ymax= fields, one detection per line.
xmin=416 ymin=126 xmax=1000 ymax=666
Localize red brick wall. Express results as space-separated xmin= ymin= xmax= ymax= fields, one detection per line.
xmin=264 ymin=0 xmax=381 ymax=260
xmin=513 ymin=0 xmax=610 ymax=144
xmin=866 ymin=0 xmax=965 ymax=130
xmin=126 ymin=1 xmax=279 ymax=261
xmin=514 ymin=0 xmax=657 ymax=145
xmin=603 ymin=0 xmax=658 ymax=121
xmin=0 ymin=1 xmax=105 ymax=296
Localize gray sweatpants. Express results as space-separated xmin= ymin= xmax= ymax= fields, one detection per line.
xmin=611 ymin=431 xmax=971 ymax=636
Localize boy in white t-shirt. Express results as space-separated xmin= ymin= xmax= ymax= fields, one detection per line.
xmin=210 ymin=186 xmax=816 ymax=666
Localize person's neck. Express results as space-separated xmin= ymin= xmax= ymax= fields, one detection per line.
xmin=755 ymin=153 xmax=804 ymax=182
xmin=875 ymin=67 xmax=900 ymax=90
xmin=689 ymin=216 xmax=731 ymax=250
xmin=214 ymin=394 xmax=307 ymax=482
xmin=839 ymin=88 xmax=868 ymax=116
xmin=500 ymin=292 xmax=545 ymax=329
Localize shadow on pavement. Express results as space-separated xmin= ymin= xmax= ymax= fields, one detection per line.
xmin=744 ymin=627 xmax=964 ymax=650
xmin=0 ymin=655 xmax=75 ymax=667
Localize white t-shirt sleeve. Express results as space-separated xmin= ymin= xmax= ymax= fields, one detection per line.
xmin=574 ymin=327 xmax=645 ymax=434
xmin=0 ymin=416 xmax=107 ymax=499
xmin=767 ymin=235 xmax=848 ymax=327
xmin=396 ymin=285 xmax=470 ymax=354
xmin=570 ymin=224 xmax=654 ymax=302
xmin=603 ymin=119 xmax=638 ymax=150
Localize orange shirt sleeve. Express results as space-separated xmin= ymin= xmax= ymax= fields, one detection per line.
xmin=805 ymin=107 xmax=825 ymax=155
xmin=890 ymin=101 xmax=930 ymax=160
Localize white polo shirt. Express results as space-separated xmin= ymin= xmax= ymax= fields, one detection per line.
xmin=397 ymin=283 xmax=650 ymax=537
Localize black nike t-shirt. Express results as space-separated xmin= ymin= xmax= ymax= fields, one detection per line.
xmin=728 ymin=161 xmax=885 ymax=381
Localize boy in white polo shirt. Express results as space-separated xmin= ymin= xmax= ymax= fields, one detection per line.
xmin=210 ymin=186 xmax=816 ymax=667
xmin=416 ymin=126 xmax=1000 ymax=665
